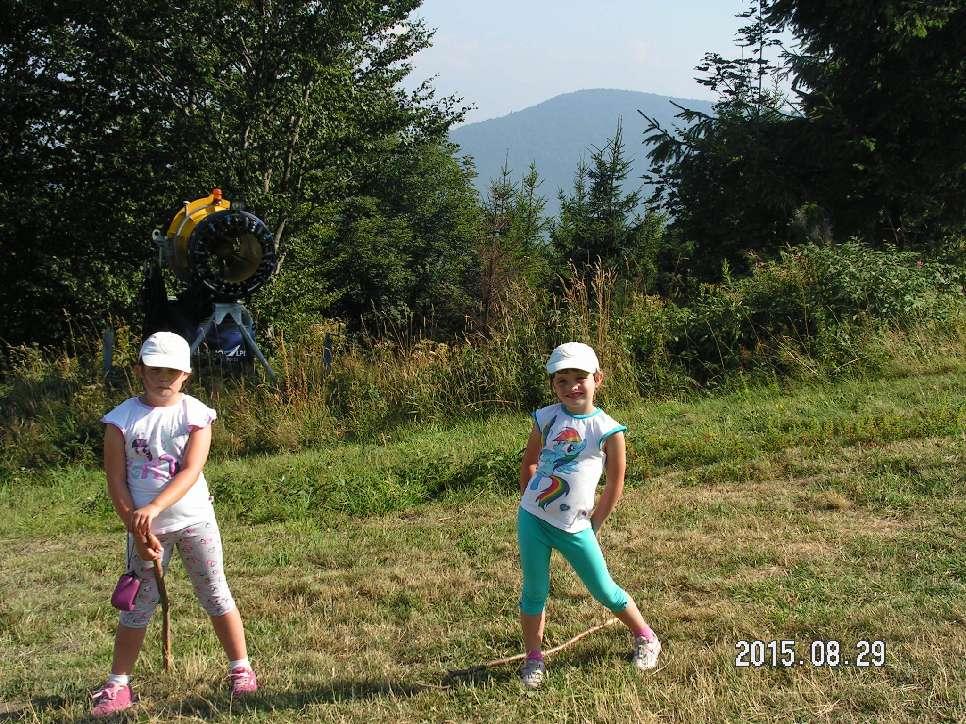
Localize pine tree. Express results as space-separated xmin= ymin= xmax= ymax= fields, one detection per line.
xmin=641 ymin=0 xmax=965 ymax=282
xmin=554 ymin=122 xmax=659 ymax=282
xmin=478 ymin=161 xmax=550 ymax=329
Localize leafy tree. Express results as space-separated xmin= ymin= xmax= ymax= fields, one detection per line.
xmin=0 ymin=0 xmax=206 ymax=345
xmin=0 ymin=0 xmax=469 ymax=347
xmin=311 ymin=141 xmax=482 ymax=336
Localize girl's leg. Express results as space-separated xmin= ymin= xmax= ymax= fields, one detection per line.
xmin=210 ymin=608 xmax=248 ymax=661
xmin=555 ymin=527 xmax=656 ymax=638
xmin=517 ymin=508 xmax=552 ymax=652
xmin=175 ymin=520 xmax=246 ymax=661
xmin=110 ymin=625 xmax=148 ymax=675
xmin=112 ymin=532 xmax=177 ymax=673
xmin=521 ymin=610 xmax=546 ymax=655
xmin=612 ymin=598 xmax=653 ymax=637
xmin=176 ymin=520 xmax=257 ymax=693
xmin=93 ymin=621 xmax=148 ymax=716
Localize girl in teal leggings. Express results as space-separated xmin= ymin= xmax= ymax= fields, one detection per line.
xmin=516 ymin=342 xmax=661 ymax=688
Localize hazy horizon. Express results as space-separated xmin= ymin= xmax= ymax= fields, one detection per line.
xmin=405 ymin=1 xmax=756 ymax=125
xmin=453 ymin=86 xmax=715 ymax=128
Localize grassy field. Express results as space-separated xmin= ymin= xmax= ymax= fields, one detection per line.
xmin=1 ymin=363 xmax=964 ymax=722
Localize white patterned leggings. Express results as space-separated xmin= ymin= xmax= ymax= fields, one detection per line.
xmin=120 ymin=518 xmax=237 ymax=628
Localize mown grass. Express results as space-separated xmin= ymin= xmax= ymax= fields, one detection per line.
xmin=1 ymin=353 xmax=964 ymax=722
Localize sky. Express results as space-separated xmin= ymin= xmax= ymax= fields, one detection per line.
xmin=405 ymin=0 xmax=756 ymax=125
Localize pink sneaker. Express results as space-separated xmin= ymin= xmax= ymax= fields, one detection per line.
xmin=229 ymin=666 xmax=258 ymax=697
xmin=90 ymin=682 xmax=136 ymax=718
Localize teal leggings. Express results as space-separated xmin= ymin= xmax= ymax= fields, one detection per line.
xmin=517 ymin=507 xmax=629 ymax=616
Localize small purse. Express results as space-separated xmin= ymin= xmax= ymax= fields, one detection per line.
xmin=111 ymin=535 xmax=142 ymax=611
xmin=111 ymin=570 xmax=141 ymax=611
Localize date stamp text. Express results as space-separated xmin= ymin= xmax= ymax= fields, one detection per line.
xmin=734 ymin=639 xmax=886 ymax=668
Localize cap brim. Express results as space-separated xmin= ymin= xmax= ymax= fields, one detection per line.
xmin=546 ymin=361 xmax=596 ymax=374
xmin=140 ymin=353 xmax=191 ymax=373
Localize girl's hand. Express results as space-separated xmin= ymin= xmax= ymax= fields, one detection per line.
xmin=134 ymin=532 xmax=162 ymax=561
xmin=591 ymin=515 xmax=603 ymax=534
xmin=130 ymin=504 xmax=161 ymax=536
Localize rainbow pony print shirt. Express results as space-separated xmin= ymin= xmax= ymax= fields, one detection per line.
xmin=520 ymin=403 xmax=627 ymax=532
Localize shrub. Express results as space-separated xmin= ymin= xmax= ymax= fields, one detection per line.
xmin=1 ymin=242 xmax=962 ymax=473
xmin=665 ymin=242 xmax=964 ymax=382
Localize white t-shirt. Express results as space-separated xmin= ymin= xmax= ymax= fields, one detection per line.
xmin=102 ymin=394 xmax=217 ymax=534
xmin=520 ymin=403 xmax=627 ymax=532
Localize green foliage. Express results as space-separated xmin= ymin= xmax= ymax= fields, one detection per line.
xmin=477 ymin=161 xmax=552 ymax=330
xmin=0 ymin=345 xmax=117 ymax=472
xmin=642 ymin=1 xmax=812 ymax=279
xmin=0 ymin=0 xmax=472 ymax=347
xmin=643 ymin=0 xmax=965 ymax=278
xmin=3 ymin=243 xmax=962 ymax=475
xmin=344 ymin=141 xmax=482 ymax=335
xmin=767 ymin=0 xmax=965 ymax=248
xmin=664 ymin=242 xmax=964 ymax=382
xmin=618 ymin=294 xmax=691 ymax=392
xmin=249 ymin=222 xmax=342 ymax=341
xmin=644 ymin=101 xmax=812 ymax=279
xmin=554 ymin=122 xmax=665 ymax=284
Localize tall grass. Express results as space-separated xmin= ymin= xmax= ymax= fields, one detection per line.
xmin=1 ymin=242 xmax=963 ymax=477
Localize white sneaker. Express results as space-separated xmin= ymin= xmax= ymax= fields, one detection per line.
xmin=632 ymin=636 xmax=662 ymax=670
xmin=520 ymin=658 xmax=546 ymax=689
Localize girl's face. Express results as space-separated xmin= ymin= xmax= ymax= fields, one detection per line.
xmin=551 ymin=368 xmax=602 ymax=414
xmin=135 ymin=363 xmax=189 ymax=406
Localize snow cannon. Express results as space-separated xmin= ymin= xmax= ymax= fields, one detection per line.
xmin=152 ymin=188 xmax=277 ymax=301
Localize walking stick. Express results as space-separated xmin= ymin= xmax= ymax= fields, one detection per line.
xmin=152 ymin=559 xmax=173 ymax=671
xmin=445 ymin=617 xmax=620 ymax=679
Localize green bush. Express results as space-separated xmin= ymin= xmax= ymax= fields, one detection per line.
xmin=665 ymin=242 xmax=964 ymax=382
xmin=1 ymin=242 xmax=962 ymax=475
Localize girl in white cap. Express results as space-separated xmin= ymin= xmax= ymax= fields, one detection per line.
xmin=90 ymin=332 xmax=257 ymax=717
xmin=516 ymin=342 xmax=661 ymax=689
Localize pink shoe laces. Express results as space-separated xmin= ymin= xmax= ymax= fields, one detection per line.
xmin=229 ymin=666 xmax=257 ymax=694
xmin=92 ymin=683 xmax=123 ymax=703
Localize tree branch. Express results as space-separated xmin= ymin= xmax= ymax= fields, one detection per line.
xmin=444 ymin=618 xmax=621 ymax=680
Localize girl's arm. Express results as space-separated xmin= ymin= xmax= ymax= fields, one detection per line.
xmin=591 ymin=432 xmax=626 ymax=532
xmin=104 ymin=424 xmax=136 ymax=530
xmin=519 ymin=425 xmax=543 ymax=493
xmin=131 ymin=424 xmax=213 ymax=535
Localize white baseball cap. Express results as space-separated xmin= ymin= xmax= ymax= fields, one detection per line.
xmin=139 ymin=332 xmax=192 ymax=373
xmin=545 ymin=342 xmax=600 ymax=375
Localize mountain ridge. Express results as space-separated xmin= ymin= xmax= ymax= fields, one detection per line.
xmin=450 ymin=88 xmax=714 ymax=215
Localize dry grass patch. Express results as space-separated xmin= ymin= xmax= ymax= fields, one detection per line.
xmin=2 ymin=483 xmax=964 ymax=722
xmin=2 ymin=367 xmax=964 ymax=721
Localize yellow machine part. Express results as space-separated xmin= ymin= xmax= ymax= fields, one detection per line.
xmin=165 ymin=190 xmax=231 ymax=277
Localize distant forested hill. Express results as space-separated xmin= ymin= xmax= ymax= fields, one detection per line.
xmin=450 ymin=88 xmax=714 ymax=216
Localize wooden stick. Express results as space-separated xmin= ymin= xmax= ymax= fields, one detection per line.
xmin=446 ymin=618 xmax=621 ymax=678
xmin=152 ymin=559 xmax=172 ymax=672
